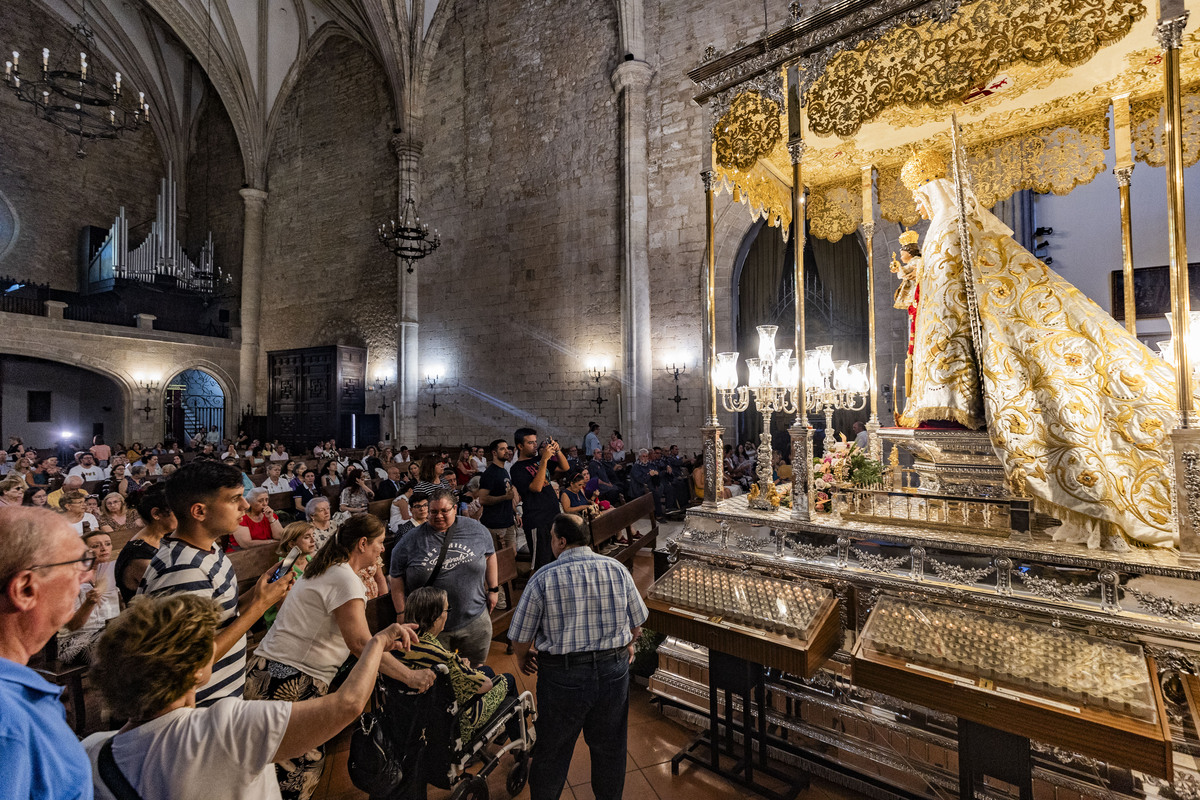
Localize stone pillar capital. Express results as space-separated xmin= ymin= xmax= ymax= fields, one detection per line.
xmin=391 ymin=136 xmax=424 ymax=161
xmin=239 ymin=187 xmax=268 ymax=207
xmin=611 ymin=59 xmax=652 ymax=94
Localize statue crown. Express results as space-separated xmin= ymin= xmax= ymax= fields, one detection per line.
xmin=900 ymin=149 xmax=948 ymax=193
xmin=898 ymin=229 xmax=919 ymax=246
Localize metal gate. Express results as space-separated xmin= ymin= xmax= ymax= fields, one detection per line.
xmin=164 ymin=369 xmax=225 ymax=446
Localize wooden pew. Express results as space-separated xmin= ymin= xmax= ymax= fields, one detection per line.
xmin=267 ymin=491 xmax=296 ymax=515
xmin=367 ymin=498 xmax=392 ymax=523
xmin=587 ymin=492 xmax=658 ymax=567
xmin=490 ymin=546 xmax=520 ymax=649
xmin=227 ymin=544 xmax=281 ymax=596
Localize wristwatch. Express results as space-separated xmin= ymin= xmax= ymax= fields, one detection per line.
xmin=487 ymin=586 xmax=501 ymax=594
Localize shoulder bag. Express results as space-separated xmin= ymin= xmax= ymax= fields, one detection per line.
xmin=98 ymin=736 xmax=144 ymax=800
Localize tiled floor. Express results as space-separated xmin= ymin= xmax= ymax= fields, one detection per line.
xmin=315 ymin=673 xmax=864 ymax=800
xmin=314 ymin=540 xmax=868 ymax=800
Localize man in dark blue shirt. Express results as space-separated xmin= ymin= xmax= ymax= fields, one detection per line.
xmin=510 ymin=427 xmax=569 ymax=571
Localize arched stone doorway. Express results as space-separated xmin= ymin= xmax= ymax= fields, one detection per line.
xmin=0 ymin=355 xmax=124 ymax=450
xmin=164 ymin=369 xmax=226 ymax=447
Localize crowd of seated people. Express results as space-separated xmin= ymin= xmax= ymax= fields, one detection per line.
xmin=0 ymin=425 xmax=709 ymax=800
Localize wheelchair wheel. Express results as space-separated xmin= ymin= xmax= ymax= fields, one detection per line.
xmin=449 ymin=774 xmax=489 ymax=800
xmin=506 ymin=753 xmax=530 ymax=796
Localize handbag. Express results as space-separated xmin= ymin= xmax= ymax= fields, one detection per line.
xmin=348 ymin=681 xmax=432 ymax=796
xmin=348 ymin=678 xmax=408 ymax=796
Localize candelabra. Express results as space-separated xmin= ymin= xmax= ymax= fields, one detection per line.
xmin=714 ymin=325 xmax=800 ymax=510
xmin=665 ymin=361 xmax=688 ymax=413
xmin=426 ymin=371 xmax=442 ymax=417
xmin=587 ymin=361 xmax=609 ymax=415
xmin=804 ymin=345 xmax=870 ymax=444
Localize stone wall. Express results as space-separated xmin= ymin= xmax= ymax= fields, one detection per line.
xmin=185 ymin=90 xmax=245 ymax=315
xmin=0 ymin=0 xmax=164 ymax=290
xmin=417 ymin=0 xmax=623 ymax=449
xmin=643 ymin=0 xmax=757 ymax=454
xmin=257 ymin=34 xmax=398 ymax=406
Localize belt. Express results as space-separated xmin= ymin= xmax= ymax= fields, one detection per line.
xmin=537 ymin=646 xmax=627 ymax=668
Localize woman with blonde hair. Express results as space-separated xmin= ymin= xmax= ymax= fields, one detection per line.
xmin=83 ymin=594 xmax=419 ymax=800
xmin=97 ymin=492 xmax=141 ymax=535
xmin=262 ymin=522 xmax=319 ymax=628
xmin=244 ymin=515 xmax=433 ymax=799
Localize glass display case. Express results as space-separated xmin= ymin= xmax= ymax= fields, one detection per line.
xmin=645 ymin=560 xmax=841 ymax=678
xmin=853 ymin=595 xmax=1172 ymax=778
xmin=859 ymin=596 xmax=1157 ymax=721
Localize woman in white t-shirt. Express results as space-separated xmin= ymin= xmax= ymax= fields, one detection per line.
xmin=244 ymin=515 xmax=434 ymax=799
xmin=59 ymin=489 xmax=101 ymax=534
xmin=83 ymin=594 xmax=419 ymax=800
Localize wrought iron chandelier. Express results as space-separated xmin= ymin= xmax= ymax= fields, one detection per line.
xmin=378 ymin=195 xmax=440 ymax=273
xmin=4 ymin=0 xmax=149 ymax=158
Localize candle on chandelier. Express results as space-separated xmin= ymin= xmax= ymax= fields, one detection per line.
xmin=12 ymin=51 xmax=18 ymax=68
xmin=41 ymin=48 xmax=48 ymax=71
xmin=114 ymin=71 xmax=121 ymax=93
xmin=110 ymin=109 xmax=116 ymax=125
xmin=5 ymin=61 xmax=11 ymax=77
xmin=80 ymin=52 xmax=87 ymax=80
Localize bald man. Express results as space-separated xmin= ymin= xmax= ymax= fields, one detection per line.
xmin=0 ymin=507 xmax=97 ymax=799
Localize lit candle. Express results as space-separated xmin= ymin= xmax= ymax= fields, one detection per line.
xmin=80 ymin=51 xmax=87 ymax=79
xmin=41 ymin=48 xmax=48 ymax=71
xmin=12 ymin=51 xmax=18 ymax=68
xmin=114 ymin=71 xmax=121 ymax=93
xmin=4 ymin=61 xmax=11 ymax=77
xmin=110 ymin=108 xmax=115 ymax=125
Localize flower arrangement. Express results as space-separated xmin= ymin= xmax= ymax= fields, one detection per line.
xmin=812 ymin=434 xmax=883 ymax=512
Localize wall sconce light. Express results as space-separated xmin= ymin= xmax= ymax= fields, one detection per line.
xmin=374 ymin=372 xmax=393 ymax=415
xmin=664 ymin=358 xmax=688 ymax=413
xmin=425 ymin=368 xmax=443 ymax=416
xmin=585 ymin=359 xmax=609 ymax=415
xmin=133 ymin=372 xmax=159 ymax=421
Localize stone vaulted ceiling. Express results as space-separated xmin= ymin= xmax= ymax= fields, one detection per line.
xmin=32 ymin=0 xmax=452 ymax=186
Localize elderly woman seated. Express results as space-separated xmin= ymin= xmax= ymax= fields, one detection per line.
xmin=229 ymin=487 xmax=284 ymax=551
xmin=401 ymin=586 xmax=518 ymax=744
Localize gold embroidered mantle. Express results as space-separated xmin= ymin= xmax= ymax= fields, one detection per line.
xmin=901 ymin=179 xmax=1177 ymax=548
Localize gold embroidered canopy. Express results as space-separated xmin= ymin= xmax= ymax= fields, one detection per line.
xmin=708 ymin=0 xmax=1200 ymax=240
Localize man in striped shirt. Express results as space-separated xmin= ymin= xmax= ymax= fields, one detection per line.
xmin=508 ymin=513 xmax=648 ymax=800
xmin=138 ymin=461 xmax=293 ymax=706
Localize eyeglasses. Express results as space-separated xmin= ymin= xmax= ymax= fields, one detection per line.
xmin=27 ymin=553 xmax=97 ymax=573
xmin=428 ymin=507 xmax=455 ymax=516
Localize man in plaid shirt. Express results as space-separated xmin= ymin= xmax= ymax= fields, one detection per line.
xmin=508 ymin=513 xmax=648 ymax=800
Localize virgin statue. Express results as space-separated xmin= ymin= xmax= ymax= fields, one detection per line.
xmin=897 ymin=148 xmax=1177 ymax=549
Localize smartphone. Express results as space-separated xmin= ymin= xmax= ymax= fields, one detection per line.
xmin=271 ymin=546 xmax=303 ymax=582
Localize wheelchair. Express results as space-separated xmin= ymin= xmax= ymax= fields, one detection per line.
xmin=378 ymin=664 xmax=537 ymax=800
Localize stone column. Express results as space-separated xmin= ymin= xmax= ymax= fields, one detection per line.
xmin=612 ymin=60 xmax=653 ymax=448
xmin=392 ymin=135 xmax=422 ymax=446
xmin=237 ymin=187 xmax=268 ymax=411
